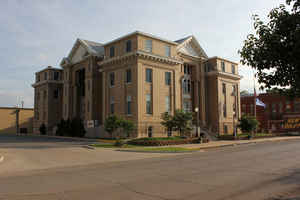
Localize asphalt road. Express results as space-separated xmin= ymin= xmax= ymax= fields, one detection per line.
xmin=0 ymin=134 xmax=300 ymax=200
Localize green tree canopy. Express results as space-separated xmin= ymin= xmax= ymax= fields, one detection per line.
xmin=239 ymin=0 xmax=300 ymax=97
xmin=238 ymin=115 xmax=259 ymax=134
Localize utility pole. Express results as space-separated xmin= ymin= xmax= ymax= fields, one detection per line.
xmin=11 ymin=108 xmax=20 ymax=135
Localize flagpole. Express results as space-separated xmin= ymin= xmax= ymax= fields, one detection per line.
xmin=253 ymin=71 xmax=257 ymax=135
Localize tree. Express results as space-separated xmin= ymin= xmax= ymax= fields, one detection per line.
xmin=39 ymin=123 xmax=47 ymax=135
xmin=239 ymin=0 xmax=300 ymax=97
xmin=238 ymin=115 xmax=259 ymax=134
xmin=172 ymin=109 xmax=193 ymax=136
xmin=119 ymin=118 xmax=135 ymax=138
xmin=104 ymin=115 xmax=121 ymax=138
xmin=160 ymin=112 xmax=175 ymax=136
xmin=240 ymin=90 xmax=250 ymax=96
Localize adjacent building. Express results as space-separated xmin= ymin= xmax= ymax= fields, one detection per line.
xmin=0 ymin=107 xmax=34 ymax=134
xmin=33 ymin=31 xmax=242 ymax=137
xmin=241 ymin=93 xmax=300 ymax=132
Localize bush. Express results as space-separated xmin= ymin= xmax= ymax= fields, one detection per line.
xmin=128 ymin=137 xmax=199 ymax=146
xmin=39 ymin=123 xmax=47 ymax=135
xmin=55 ymin=118 xmax=86 ymax=138
xmin=238 ymin=115 xmax=259 ymax=134
xmin=114 ymin=139 xmax=125 ymax=147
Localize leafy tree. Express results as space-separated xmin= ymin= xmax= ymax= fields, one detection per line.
xmin=119 ymin=118 xmax=135 ymax=138
xmin=238 ymin=115 xmax=259 ymax=134
xmin=104 ymin=115 xmax=121 ymax=138
xmin=240 ymin=90 xmax=250 ymax=96
xmin=172 ymin=109 xmax=193 ymax=136
xmin=160 ymin=112 xmax=175 ymax=135
xmin=239 ymin=0 xmax=300 ymax=97
xmin=39 ymin=123 xmax=47 ymax=135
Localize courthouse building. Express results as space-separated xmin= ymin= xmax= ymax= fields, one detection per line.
xmin=32 ymin=31 xmax=242 ymax=137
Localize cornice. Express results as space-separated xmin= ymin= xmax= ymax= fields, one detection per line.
xmin=97 ymin=50 xmax=183 ymax=67
xmin=32 ymin=80 xmax=63 ymax=88
xmin=206 ymin=71 xmax=243 ymax=80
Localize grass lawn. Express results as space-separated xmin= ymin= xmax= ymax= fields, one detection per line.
xmin=130 ymin=147 xmax=197 ymax=153
xmin=91 ymin=143 xmax=137 ymax=148
xmin=90 ymin=143 xmax=197 ymax=153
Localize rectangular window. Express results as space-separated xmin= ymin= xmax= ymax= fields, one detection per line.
xmin=232 ymin=85 xmax=236 ymax=96
xmin=110 ymin=96 xmax=115 ymax=114
xmin=145 ymin=40 xmax=152 ymax=52
xmin=223 ymin=103 xmax=227 ymax=118
xmin=165 ymin=72 xmax=171 ymax=85
xmin=165 ymin=45 xmax=171 ymax=57
xmin=126 ymin=40 xmax=132 ymax=52
xmin=110 ymin=46 xmax=115 ymax=57
xmin=146 ymin=68 xmax=152 ymax=83
xmin=221 ymin=61 xmax=225 ymax=72
xmin=54 ymin=71 xmax=59 ymax=80
xmin=231 ymin=64 xmax=235 ymax=74
xmin=224 ymin=125 xmax=228 ymax=134
xmin=110 ymin=72 xmax=115 ymax=87
xmin=127 ymin=96 xmax=132 ymax=115
xmin=165 ymin=96 xmax=170 ymax=112
xmin=53 ymin=89 xmax=59 ymax=99
xmin=222 ymin=83 xmax=226 ymax=94
xmin=44 ymin=72 xmax=48 ymax=80
xmin=126 ymin=69 xmax=132 ymax=83
xmin=146 ymin=94 xmax=152 ymax=114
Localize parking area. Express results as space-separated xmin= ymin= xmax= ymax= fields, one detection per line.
xmin=0 ymin=134 xmax=177 ymax=176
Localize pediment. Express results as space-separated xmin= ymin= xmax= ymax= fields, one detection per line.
xmin=70 ymin=44 xmax=88 ymax=64
xmin=177 ymin=36 xmax=208 ymax=59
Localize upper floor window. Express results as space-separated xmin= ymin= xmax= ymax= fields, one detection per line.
xmin=53 ymin=89 xmax=59 ymax=99
xmin=146 ymin=68 xmax=152 ymax=83
xmin=145 ymin=40 xmax=152 ymax=53
xmin=126 ymin=40 xmax=132 ymax=52
xmin=184 ymin=65 xmax=192 ymax=75
xmin=44 ymin=72 xmax=48 ymax=80
xmin=146 ymin=94 xmax=152 ymax=114
xmin=36 ymin=74 xmax=40 ymax=82
xmin=110 ymin=96 xmax=115 ymax=114
xmin=221 ymin=61 xmax=225 ymax=72
xmin=126 ymin=69 xmax=132 ymax=83
xmin=165 ymin=45 xmax=171 ymax=57
xmin=231 ymin=64 xmax=236 ymax=74
xmin=110 ymin=72 xmax=115 ymax=87
xmin=232 ymin=85 xmax=236 ymax=96
xmin=54 ymin=71 xmax=59 ymax=80
xmin=165 ymin=72 xmax=171 ymax=85
xmin=43 ymin=90 xmax=47 ymax=99
xmin=223 ymin=103 xmax=227 ymax=118
xmin=127 ymin=95 xmax=132 ymax=115
xmin=222 ymin=83 xmax=226 ymax=94
xmin=110 ymin=46 xmax=115 ymax=57
xmin=165 ymin=96 xmax=171 ymax=113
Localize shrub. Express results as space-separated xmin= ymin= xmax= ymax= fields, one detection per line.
xmin=39 ymin=123 xmax=47 ymax=135
xmin=128 ymin=137 xmax=199 ymax=146
xmin=238 ymin=115 xmax=259 ymax=134
xmin=114 ymin=139 xmax=125 ymax=147
xmin=55 ymin=118 xmax=86 ymax=138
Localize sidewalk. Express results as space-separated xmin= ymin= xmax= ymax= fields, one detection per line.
xmin=170 ymin=136 xmax=300 ymax=150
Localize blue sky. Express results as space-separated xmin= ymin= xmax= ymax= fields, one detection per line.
xmin=0 ymin=0 xmax=284 ymax=108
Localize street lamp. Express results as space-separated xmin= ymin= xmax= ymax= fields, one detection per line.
xmin=194 ymin=107 xmax=199 ymax=137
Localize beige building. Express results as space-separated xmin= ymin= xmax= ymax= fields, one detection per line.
xmin=33 ymin=31 xmax=242 ymax=137
xmin=0 ymin=107 xmax=33 ymax=134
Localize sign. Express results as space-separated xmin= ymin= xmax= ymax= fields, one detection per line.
xmin=283 ymin=118 xmax=300 ymax=129
xmin=87 ymin=120 xmax=94 ymax=128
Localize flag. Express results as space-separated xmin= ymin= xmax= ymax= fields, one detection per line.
xmin=256 ymin=98 xmax=266 ymax=108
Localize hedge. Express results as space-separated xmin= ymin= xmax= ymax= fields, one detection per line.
xmin=128 ymin=137 xmax=200 ymax=146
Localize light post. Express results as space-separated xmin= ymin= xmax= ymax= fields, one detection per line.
xmin=195 ymin=107 xmax=199 ymax=137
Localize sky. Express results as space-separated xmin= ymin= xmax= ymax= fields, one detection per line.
xmin=0 ymin=0 xmax=284 ymax=108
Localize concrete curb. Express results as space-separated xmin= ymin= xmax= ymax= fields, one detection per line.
xmin=117 ymin=149 xmax=200 ymax=154
xmin=0 ymin=156 xmax=4 ymax=163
